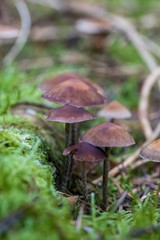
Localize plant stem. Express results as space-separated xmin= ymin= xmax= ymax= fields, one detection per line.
xmin=101 ymin=147 xmax=110 ymax=211
xmin=82 ymin=161 xmax=88 ymax=201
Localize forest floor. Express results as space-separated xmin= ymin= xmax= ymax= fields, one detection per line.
xmin=1 ymin=0 xmax=160 ymax=239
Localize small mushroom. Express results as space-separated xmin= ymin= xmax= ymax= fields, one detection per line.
xmin=80 ymin=122 xmax=135 ymax=210
xmin=63 ymin=142 xmax=106 ymax=200
xmin=76 ymin=18 xmax=111 ymax=53
xmin=140 ymin=139 xmax=160 ymax=162
xmin=45 ymin=105 xmax=94 ymax=190
xmin=97 ymin=100 xmax=132 ymax=121
xmin=76 ymin=18 xmax=111 ymax=35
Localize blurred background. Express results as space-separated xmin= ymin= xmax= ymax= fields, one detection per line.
xmin=1 ymin=0 xmax=160 ymax=124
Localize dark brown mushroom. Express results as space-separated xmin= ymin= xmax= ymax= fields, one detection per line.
xmin=42 ymin=78 xmax=106 ymax=107
xmin=63 ymin=142 xmax=106 ymax=200
xmin=45 ymin=105 xmax=94 ymax=190
xmin=80 ymin=122 xmax=135 ymax=210
xmin=40 ymin=72 xmax=106 ymax=97
xmin=40 ymin=72 xmax=84 ymax=92
xmin=45 ymin=105 xmax=94 ymax=123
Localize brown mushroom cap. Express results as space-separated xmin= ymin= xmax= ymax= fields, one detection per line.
xmin=40 ymin=72 xmax=84 ymax=92
xmin=80 ymin=122 xmax=135 ymax=147
xmin=97 ymin=101 xmax=132 ymax=119
xmin=92 ymin=82 xmax=106 ymax=97
xmin=45 ymin=105 xmax=94 ymax=123
xmin=42 ymin=78 xmax=106 ymax=107
xmin=63 ymin=142 xmax=106 ymax=162
xmin=63 ymin=143 xmax=80 ymax=156
xmin=40 ymin=72 xmax=105 ymax=97
xmin=140 ymin=139 xmax=160 ymax=162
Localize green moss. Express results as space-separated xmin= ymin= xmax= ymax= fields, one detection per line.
xmin=0 ymin=67 xmax=41 ymax=114
xmin=0 ymin=126 xmax=85 ymax=240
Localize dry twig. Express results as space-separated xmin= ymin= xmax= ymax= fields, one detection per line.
xmin=110 ymin=15 xmax=157 ymax=72
xmin=139 ymin=67 xmax=160 ymax=139
xmin=3 ymin=0 xmax=31 ymax=65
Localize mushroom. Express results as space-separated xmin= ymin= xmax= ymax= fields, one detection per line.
xmin=42 ymin=78 xmax=106 ymax=107
xmin=97 ymin=100 xmax=132 ymax=121
xmin=40 ymin=72 xmax=84 ymax=92
xmin=76 ymin=18 xmax=111 ymax=53
xmin=63 ymin=142 xmax=106 ymax=200
xmin=140 ymin=139 xmax=160 ymax=162
xmin=80 ymin=122 xmax=135 ymax=210
xmin=76 ymin=18 xmax=111 ymax=35
xmin=45 ymin=104 xmax=94 ymax=146
xmin=45 ymin=105 xmax=94 ymax=190
xmin=40 ymin=72 xmax=106 ymax=97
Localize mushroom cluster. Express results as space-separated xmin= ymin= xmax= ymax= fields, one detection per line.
xmin=41 ymin=72 xmax=135 ymax=211
xmin=40 ymin=72 xmax=106 ymax=190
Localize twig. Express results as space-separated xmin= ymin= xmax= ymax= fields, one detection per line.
xmin=132 ymin=172 xmax=158 ymax=184
xmin=3 ymin=0 xmax=31 ymax=65
xmin=143 ymin=36 xmax=160 ymax=59
xmin=76 ymin=204 xmax=84 ymax=231
xmin=140 ymin=186 xmax=150 ymax=201
xmin=112 ymin=190 xmax=128 ymax=212
xmin=139 ymin=67 xmax=160 ymax=139
xmin=110 ymin=15 xmax=157 ymax=72
xmin=130 ymin=159 xmax=150 ymax=170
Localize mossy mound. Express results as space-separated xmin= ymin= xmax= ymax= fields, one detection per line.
xmin=0 ymin=126 xmax=84 ymax=240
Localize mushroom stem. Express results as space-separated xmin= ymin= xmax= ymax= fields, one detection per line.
xmin=73 ymin=122 xmax=80 ymax=144
xmin=102 ymin=147 xmax=110 ymax=211
xmin=62 ymin=123 xmax=73 ymax=190
xmin=69 ymin=123 xmax=79 ymax=175
xmin=110 ymin=118 xmax=115 ymax=123
xmin=65 ymin=123 xmax=72 ymax=146
xmin=63 ymin=122 xmax=81 ymax=190
xmin=82 ymin=161 xmax=88 ymax=201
